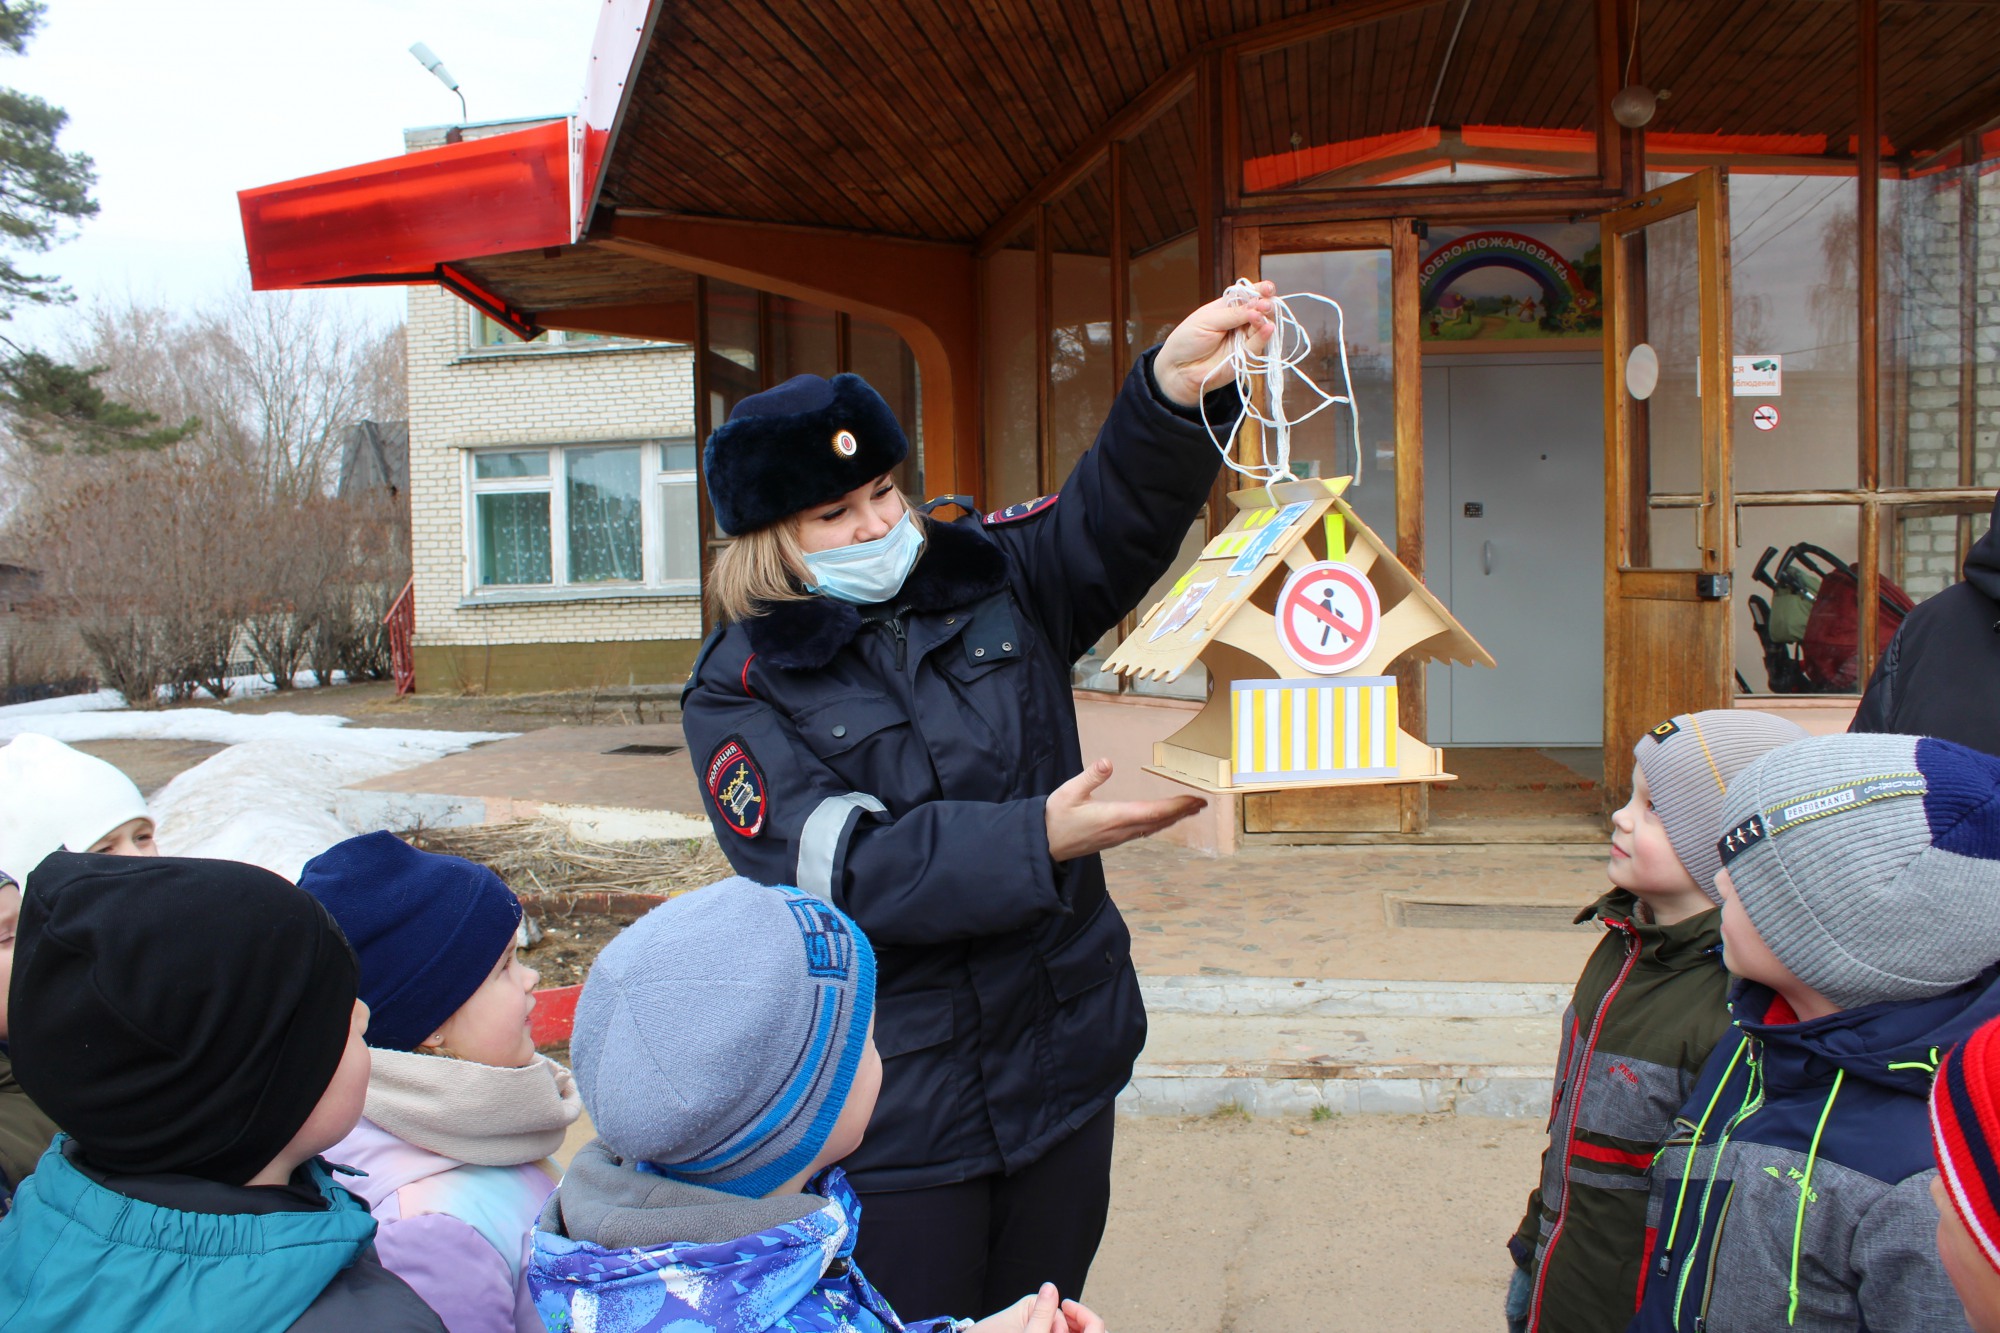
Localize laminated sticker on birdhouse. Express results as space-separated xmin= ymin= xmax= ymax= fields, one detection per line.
xmin=1275 ymin=561 xmax=1380 ymax=674
xmin=1232 ymin=677 xmax=1399 ymax=781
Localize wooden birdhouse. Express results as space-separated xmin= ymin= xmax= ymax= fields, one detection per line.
xmin=1104 ymin=477 xmax=1494 ymax=794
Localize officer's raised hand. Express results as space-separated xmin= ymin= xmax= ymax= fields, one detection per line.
xmin=1152 ymin=279 xmax=1278 ymax=408
xmin=1045 ymin=757 xmax=1206 ymax=863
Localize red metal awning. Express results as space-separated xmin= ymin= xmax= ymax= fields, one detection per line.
xmin=237 ymin=119 xmax=569 ymax=335
xmin=236 ymin=0 xmax=656 ymax=335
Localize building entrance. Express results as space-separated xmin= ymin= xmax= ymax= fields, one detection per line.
xmin=1423 ymin=356 xmax=1604 ymax=746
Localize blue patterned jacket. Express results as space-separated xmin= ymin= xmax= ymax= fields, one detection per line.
xmin=530 ymin=1141 xmax=961 ymax=1333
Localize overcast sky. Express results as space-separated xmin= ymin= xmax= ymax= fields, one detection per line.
xmin=5 ymin=0 xmax=603 ymax=345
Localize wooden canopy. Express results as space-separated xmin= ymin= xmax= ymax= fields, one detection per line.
xmin=242 ymin=0 xmax=2000 ymax=328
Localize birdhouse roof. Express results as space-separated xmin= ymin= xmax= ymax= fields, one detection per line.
xmin=1104 ymin=476 xmax=1494 ymax=684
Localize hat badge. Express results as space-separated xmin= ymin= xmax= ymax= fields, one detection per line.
xmin=832 ymin=429 xmax=859 ymax=458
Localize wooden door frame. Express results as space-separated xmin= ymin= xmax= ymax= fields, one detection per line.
xmin=1598 ymin=169 xmax=1735 ymax=806
xmin=1229 ymin=217 xmax=1429 ymax=834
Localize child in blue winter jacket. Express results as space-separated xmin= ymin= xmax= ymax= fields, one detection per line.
xmin=0 ymin=852 xmax=443 ymax=1331
xmin=1635 ymin=732 xmax=2000 ymax=1332
xmin=529 ymin=876 xmax=1105 ymax=1333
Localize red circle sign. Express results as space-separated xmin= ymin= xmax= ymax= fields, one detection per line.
xmin=1276 ymin=561 xmax=1381 ymax=675
xmin=1752 ymin=405 xmax=1780 ymax=432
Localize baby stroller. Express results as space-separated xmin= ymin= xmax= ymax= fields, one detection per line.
xmin=1746 ymin=542 xmax=1914 ymax=693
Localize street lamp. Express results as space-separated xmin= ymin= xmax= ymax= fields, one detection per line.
xmin=409 ymin=42 xmax=466 ymax=123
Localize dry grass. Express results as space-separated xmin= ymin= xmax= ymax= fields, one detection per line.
xmin=405 ymin=819 xmax=732 ymax=900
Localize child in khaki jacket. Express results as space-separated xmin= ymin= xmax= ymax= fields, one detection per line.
xmin=1508 ymin=709 xmax=1804 ymax=1333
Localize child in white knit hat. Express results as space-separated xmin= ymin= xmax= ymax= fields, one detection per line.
xmin=0 ymin=732 xmax=157 ymax=1201
xmin=0 ymin=734 xmax=156 ymax=888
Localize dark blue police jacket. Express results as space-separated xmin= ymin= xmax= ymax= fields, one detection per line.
xmin=682 ymin=348 xmax=1238 ymax=1192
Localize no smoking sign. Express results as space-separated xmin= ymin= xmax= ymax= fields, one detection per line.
xmin=1752 ymin=404 xmax=1780 ymax=432
xmin=1275 ymin=561 xmax=1381 ymax=675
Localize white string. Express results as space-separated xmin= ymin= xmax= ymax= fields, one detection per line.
xmin=1198 ymin=277 xmax=1363 ymax=494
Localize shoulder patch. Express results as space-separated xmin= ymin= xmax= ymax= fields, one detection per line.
xmin=985 ymin=493 xmax=1059 ymax=526
xmin=1648 ymin=719 xmax=1681 ymax=741
xmin=705 ymin=735 xmax=768 ymax=838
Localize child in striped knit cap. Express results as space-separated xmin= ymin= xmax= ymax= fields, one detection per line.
xmin=1931 ymin=1013 xmax=2000 ymax=1332
xmin=1508 ymin=708 xmax=1805 ymax=1333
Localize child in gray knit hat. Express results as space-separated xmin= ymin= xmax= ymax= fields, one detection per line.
xmin=1634 ymin=732 xmax=2000 ymax=1333
xmin=527 ymin=876 xmax=1104 ymax=1333
xmin=1509 ymin=708 xmax=1805 ymax=1333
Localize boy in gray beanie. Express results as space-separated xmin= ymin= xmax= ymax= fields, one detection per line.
xmin=1635 ymin=732 xmax=2000 ymax=1333
xmin=528 ymin=877 xmax=1105 ymax=1333
xmin=1510 ymin=708 xmax=1805 ymax=1333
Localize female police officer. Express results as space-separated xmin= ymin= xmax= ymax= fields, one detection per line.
xmin=682 ymin=286 xmax=1275 ymax=1319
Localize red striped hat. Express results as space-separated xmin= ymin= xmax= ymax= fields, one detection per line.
xmin=1932 ymin=1015 xmax=2000 ymax=1274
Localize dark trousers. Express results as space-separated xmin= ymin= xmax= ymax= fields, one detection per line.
xmin=851 ymin=1105 xmax=1116 ymax=1324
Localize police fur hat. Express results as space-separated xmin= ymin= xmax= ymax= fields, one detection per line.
xmin=703 ymin=373 xmax=909 ymax=536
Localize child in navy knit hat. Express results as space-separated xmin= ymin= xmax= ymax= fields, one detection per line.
xmin=530 ymin=876 xmax=1104 ymax=1333
xmin=298 ymin=831 xmax=581 ymax=1333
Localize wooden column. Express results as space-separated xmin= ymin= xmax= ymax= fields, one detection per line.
xmin=1392 ymin=217 xmax=1428 ymax=834
xmin=693 ymin=277 xmax=720 ymax=634
xmin=1110 ymin=140 xmax=1129 ymax=387
xmin=1857 ymin=0 xmax=1883 ymax=682
xmin=1035 ymin=205 xmax=1053 ymax=495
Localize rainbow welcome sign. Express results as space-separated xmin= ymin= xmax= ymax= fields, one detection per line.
xmin=1419 ymin=224 xmax=1601 ymax=345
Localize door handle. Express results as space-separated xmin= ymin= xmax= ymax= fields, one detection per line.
xmin=1482 ymin=540 xmax=1495 ymax=576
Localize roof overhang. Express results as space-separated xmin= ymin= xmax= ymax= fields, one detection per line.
xmin=236 ymin=0 xmax=657 ymax=337
xmin=237 ymin=119 xmax=571 ymax=337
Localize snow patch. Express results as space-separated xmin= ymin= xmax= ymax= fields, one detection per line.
xmin=150 ymin=731 xmax=504 ymax=881
xmin=2 ymin=707 xmax=512 ymax=882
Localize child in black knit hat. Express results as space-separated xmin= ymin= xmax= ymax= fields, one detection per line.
xmin=0 ymin=852 xmax=444 ymax=1332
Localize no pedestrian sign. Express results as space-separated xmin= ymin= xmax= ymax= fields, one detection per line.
xmin=1275 ymin=561 xmax=1381 ymax=675
xmin=1752 ymin=404 xmax=1780 ymax=432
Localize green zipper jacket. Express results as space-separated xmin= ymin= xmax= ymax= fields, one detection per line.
xmin=0 ymin=1049 xmax=57 ymax=1197
xmin=1510 ymin=890 xmax=1730 ymax=1333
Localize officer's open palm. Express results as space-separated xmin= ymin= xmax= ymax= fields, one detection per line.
xmin=967 ymin=1284 xmax=1106 ymax=1333
xmin=1045 ymin=758 xmax=1206 ymax=863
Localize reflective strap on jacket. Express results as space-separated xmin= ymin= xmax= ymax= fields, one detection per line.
xmin=797 ymin=792 xmax=888 ymax=903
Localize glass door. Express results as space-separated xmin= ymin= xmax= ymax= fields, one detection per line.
xmin=1599 ymin=170 xmax=1734 ymax=806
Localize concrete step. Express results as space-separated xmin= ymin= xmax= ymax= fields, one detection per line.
xmin=1119 ymin=976 xmax=1564 ymax=1120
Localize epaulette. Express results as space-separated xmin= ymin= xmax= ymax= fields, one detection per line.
xmin=984 ymin=493 xmax=1059 ymax=525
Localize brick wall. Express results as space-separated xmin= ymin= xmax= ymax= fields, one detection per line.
xmin=1885 ymin=169 xmax=2000 ymax=600
xmin=405 ymin=282 xmax=702 ymax=662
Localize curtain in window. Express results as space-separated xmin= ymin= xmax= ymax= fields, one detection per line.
xmin=567 ymin=447 xmax=643 ymax=582
xmin=661 ymin=478 xmax=700 ymax=582
xmin=477 ymin=492 xmax=552 ymax=585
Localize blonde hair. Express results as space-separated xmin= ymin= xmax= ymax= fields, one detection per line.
xmin=707 ymin=487 xmax=924 ymax=624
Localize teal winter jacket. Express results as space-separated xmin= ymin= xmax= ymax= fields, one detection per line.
xmin=0 ymin=1136 xmax=442 ymax=1331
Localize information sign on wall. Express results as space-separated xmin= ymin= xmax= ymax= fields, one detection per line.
xmin=1733 ymin=355 xmax=1782 ymax=396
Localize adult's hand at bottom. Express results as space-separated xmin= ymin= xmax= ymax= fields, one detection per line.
xmin=1045 ymin=757 xmax=1206 ymax=863
xmin=966 ymin=1283 xmax=1107 ymax=1333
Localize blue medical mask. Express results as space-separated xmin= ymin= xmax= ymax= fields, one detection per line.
xmin=802 ymin=510 xmax=926 ymax=605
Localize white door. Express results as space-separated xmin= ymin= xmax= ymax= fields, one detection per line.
xmin=1425 ymin=358 xmax=1604 ymax=745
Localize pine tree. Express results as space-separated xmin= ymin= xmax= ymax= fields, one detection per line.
xmin=0 ymin=2 xmax=193 ymax=451
xmin=0 ymin=0 xmax=96 ymax=314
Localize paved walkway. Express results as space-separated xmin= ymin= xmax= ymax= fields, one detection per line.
xmin=1110 ymin=839 xmax=1603 ymax=983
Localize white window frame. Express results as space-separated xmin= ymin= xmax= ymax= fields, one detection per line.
xmin=467 ymin=309 xmax=635 ymax=354
xmin=462 ymin=440 xmax=703 ymax=602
